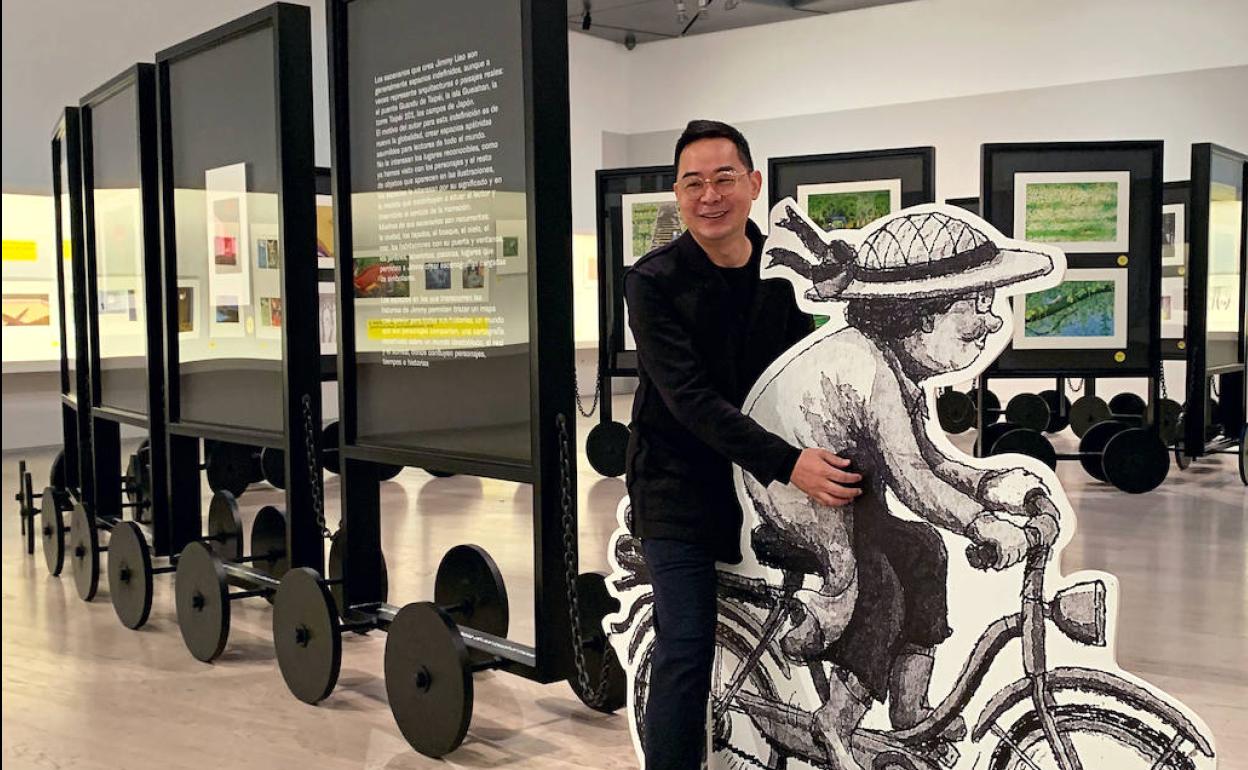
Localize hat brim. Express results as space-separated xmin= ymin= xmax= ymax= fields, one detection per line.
xmin=832 ymin=248 xmax=1055 ymax=300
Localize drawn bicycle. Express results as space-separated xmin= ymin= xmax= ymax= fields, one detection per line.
xmin=608 ymin=497 xmax=1215 ymax=770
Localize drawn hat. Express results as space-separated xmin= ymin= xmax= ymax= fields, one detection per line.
xmin=770 ymin=208 xmax=1055 ymax=301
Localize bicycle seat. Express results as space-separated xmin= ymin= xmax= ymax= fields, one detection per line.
xmin=750 ymin=522 xmax=822 ymax=575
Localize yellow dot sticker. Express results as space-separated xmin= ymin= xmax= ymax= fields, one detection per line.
xmin=1116 ymin=255 xmax=1129 ymax=267
xmin=1114 ymin=351 xmax=1126 ymax=363
xmin=1178 ymin=341 xmax=1186 ymax=350
xmin=1178 ymin=267 xmax=1185 ymax=276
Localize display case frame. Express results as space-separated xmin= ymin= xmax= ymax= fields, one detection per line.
xmin=1181 ymin=143 xmax=1247 ymax=461
xmin=155 ymin=2 xmax=323 ymax=567
xmin=327 ymin=0 xmax=576 ymax=684
xmin=1161 ymin=180 xmax=1191 ymax=361
xmin=767 ymin=145 xmax=936 ymax=214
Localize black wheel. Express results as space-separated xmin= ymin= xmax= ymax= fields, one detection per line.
xmin=1174 ymin=445 xmax=1192 ymax=471
xmin=273 ymin=567 xmax=342 ymax=705
xmin=968 ymin=388 xmax=1002 ymax=426
xmin=988 ymin=703 xmax=1197 ymax=770
xmin=206 ymin=491 xmax=244 ymax=563
xmin=1005 ymin=393 xmax=1051 ymax=433
xmin=320 ymin=422 xmax=341 ymax=475
xmin=1037 ymin=389 xmax=1072 ymax=434
xmin=49 ymin=450 xmax=68 ymax=491
xmin=376 ymin=463 xmax=403 ymax=481
xmin=205 ymin=443 xmax=253 ymax=497
xmin=435 ymin=544 xmax=508 ymax=665
xmin=250 ymin=505 xmax=290 ymax=583
xmin=326 ymin=529 xmax=388 ymax=629
xmin=68 ymin=503 xmax=101 ymax=602
xmin=982 ymin=421 xmax=1021 ymax=455
xmin=1102 ymin=428 xmax=1169 ymax=494
xmin=1069 ymin=396 xmax=1110 ymax=438
xmin=586 ymin=421 xmax=630 ymax=477
xmin=40 ymin=486 xmax=68 ymax=576
xmin=1078 ymin=421 xmax=1128 ymax=482
xmin=108 ymin=521 xmax=154 ymax=630
xmin=989 ymin=429 xmax=1058 ymax=470
xmin=1107 ymin=392 xmax=1147 ymax=419
xmin=384 ymin=602 xmax=474 ymax=758
xmin=566 ymin=572 xmax=627 ymax=713
xmin=936 ymin=390 xmax=975 ymax=434
xmin=1153 ymin=398 xmax=1183 ymax=446
xmin=261 ymin=447 xmax=286 ymax=489
xmin=175 ymin=541 xmax=231 ymax=663
xmin=426 ymin=469 xmax=455 ymax=478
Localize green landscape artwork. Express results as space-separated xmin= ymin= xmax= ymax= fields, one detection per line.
xmin=1023 ymin=279 xmax=1116 ymax=337
xmin=630 ymin=201 xmax=684 ymax=257
xmin=806 ymin=190 xmax=892 ymax=230
xmin=1024 ymin=182 xmax=1119 ymax=243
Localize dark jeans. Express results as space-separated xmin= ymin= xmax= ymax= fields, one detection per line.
xmin=829 ymin=512 xmax=952 ymax=701
xmin=641 ymin=537 xmax=718 ymax=770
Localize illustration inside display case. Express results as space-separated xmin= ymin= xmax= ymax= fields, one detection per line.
xmin=604 ymin=201 xmax=1216 ymax=770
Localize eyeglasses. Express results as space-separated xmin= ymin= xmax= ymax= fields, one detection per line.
xmin=675 ymin=169 xmax=749 ymax=198
xmin=975 ymin=289 xmax=995 ymax=313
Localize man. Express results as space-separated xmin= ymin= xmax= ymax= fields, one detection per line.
xmin=623 ymin=120 xmax=862 ymax=770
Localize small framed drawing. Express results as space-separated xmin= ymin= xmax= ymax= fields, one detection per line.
xmin=1014 ymin=171 xmax=1130 ymax=253
xmin=176 ymin=279 xmax=200 ymax=339
xmin=795 ymin=178 xmax=902 ymax=231
xmin=1161 ymin=202 xmax=1185 ymax=268
xmin=1160 ymin=275 xmax=1185 ymax=339
xmin=1012 ymin=267 xmax=1128 ymax=350
xmin=622 ymin=191 xmax=684 ymax=266
xmin=496 ymin=219 xmax=527 ymax=275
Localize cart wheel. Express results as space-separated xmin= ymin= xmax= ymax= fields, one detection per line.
xmin=1005 ymin=393 xmax=1051 ymax=433
xmin=567 ymin=572 xmax=627 ymax=713
xmin=586 ymin=421 xmax=630 ymax=477
xmin=1078 ymin=421 xmax=1128 ymax=482
xmin=435 ymin=545 xmax=509 ymax=665
xmin=1102 ymin=428 xmax=1169 ymax=494
xmin=108 ymin=521 xmax=154 ymax=630
xmin=1174 ymin=444 xmax=1192 ymax=471
xmin=205 ymin=443 xmax=253 ymax=497
xmin=50 ymin=450 xmax=68 ymax=492
xmin=207 ymin=490 xmax=244 ymax=563
xmin=326 ymin=529 xmax=388 ymax=630
xmin=982 ymin=421 xmax=1021 ymax=455
xmin=273 ymin=567 xmax=342 ymax=705
xmin=261 ymin=447 xmax=286 ymax=489
xmin=175 ymin=541 xmax=231 ymax=663
xmin=968 ymin=388 xmax=1001 ymax=426
xmin=376 ymin=463 xmax=404 ymax=481
xmin=1069 ymin=396 xmax=1111 ymax=438
xmin=1153 ymin=398 xmax=1183 ymax=446
xmin=426 ymin=468 xmax=455 ymax=478
xmin=320 ymin=422 xmax=341 ymax=475
xmin=41 ymin=486 xmax=68 ymax=576
xmin=385 ymin=602 xmax=474 ymax=758
xmin=936 ymin=390 xmax=975 ymax=434
xmin=1037 ymin=389 xmax=1072 ymax=434
xmin=68 ymin=503 xmax=102 ymax=602
xmin=250 ymin=505 xmax=290 ymax=584
xmin=988 ymin=428 xmax=1057 ymax=470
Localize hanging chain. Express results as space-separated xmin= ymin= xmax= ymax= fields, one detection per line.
xmin=1068 ymin=378 xmax=1084 ymax=394
xmin=1157 ymin=365 xmax=1169 ymax=401
xmin=302 ymin=394 xmax=330 ymax=538
xmin=573 ymin=364 xmax=603 ymax=419
xmin=557 ymin=412 xmax=615 ymax=708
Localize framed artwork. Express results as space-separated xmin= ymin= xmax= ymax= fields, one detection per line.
xmin=211 ymin=293 xmax=244 ymax=337
xmin=353 ymin=254 xmax=411 ymax=299
xmin=1161 ymin=202 xmax=1186 ymax=268
xmin=1160 ymin=276 xmax=1185 ymax=339
xmin=1 ymin=278 xmax=58 ymax=362
xmin=205 ymin=162 xmax=252 ymax=307
xmin=796 ymin=178 xmax=902 ymax=231
xmin=316 ymin=194 xmax=334 ymax=271
xmin=1014 ymin=171 xmax=1130 ymax=253
xmin=622 ymin=191 xmax=684 ymax=266
xmin=1012 ymin=267 xmax=1128 ymax=350
xmin=2 ymin=287 xmax=52 ymax=327
xmin=176 ymin=279 xmax=200 ymax=338
xmin=97 ymin=287 xmax=138 ymax=322
xmin=257 ymin=295 xmax=283 ymax=339
xmin=318 ymin=290 xmax=335 ymax=354
xmin=495 ymin=218 xmax=527 ymax=275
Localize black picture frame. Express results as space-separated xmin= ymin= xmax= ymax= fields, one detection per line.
xmin=1160 ymin=181 xmax=1191 ymax=361
xmin=155 ymin=2 xmax=322 ymax=567
xmin=79 ymin=63 xmax=176 ymax=553
xmin=1182 ymin=143 xmax=1247 ymax=459
xmin=593 ymin=164 xmax=677 ymax=427
xmin=945 ymin=196 xmax=980 ymax=215
xmin=328 ymin=0 xmax=575 ymax=683
xmin=981 ymin=141 xmax=1164 ymax=378
xmin=768 ymin=146 xmax=936 ymax=213
xmin=51 ymin=107 xmax=92 ymax=503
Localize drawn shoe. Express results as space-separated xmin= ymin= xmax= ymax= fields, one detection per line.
xmin=889 ymin=647 xmax=967 ymax=741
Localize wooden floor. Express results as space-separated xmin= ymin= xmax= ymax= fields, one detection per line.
xmin=2 ymin=396 xmax=1246 ymax=769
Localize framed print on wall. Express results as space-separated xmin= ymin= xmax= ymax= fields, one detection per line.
xmin=796 ymin=178 xmax=902 ymax=231
xmin=1012 ymin=267 xmax=1128 ymax=350
xmin=1013 ymin=171 xmax=1131 ymax=254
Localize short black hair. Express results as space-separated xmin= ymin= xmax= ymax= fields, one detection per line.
xmin=674 ymin=120 xmax=754 ymax=172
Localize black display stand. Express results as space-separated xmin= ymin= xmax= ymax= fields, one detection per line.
xmin=587 ymin=164 xmax=676 ymax=476
xmin=155 ymin=4 xmax=323 ymax=579
xmin=945 ymin=196 xmax=980 ymax=215
xmin=768 ymin=145 xmax=935 ymax=211
xmin=1181 ymin=144 xmax=1246 ymax=470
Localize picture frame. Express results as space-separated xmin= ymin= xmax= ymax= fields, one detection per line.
xmin=1161 ymin=202 xmax=1186 ymax=268
xmin=176 ymin=278 xmax=200 ymax=339
xmin=1013 ymin=170 xmax=1131 ymax=254
xmin=205 ymin=162 xmax=253 ymax=307
xmin=1012 ymin=267 xmax=1129 ymax=350
xmin=1160 ymin=275 xmax=1185 ymax=339
xmin=495 ymin=218 xmax=527 ymax=275
xmin=622 ymin=191 xmax=684 ymax=266
xmin=795 ymin=178 xmax=902 ymax=231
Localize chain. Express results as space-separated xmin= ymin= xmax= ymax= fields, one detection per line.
xmin=557 ymin=412 xmax=615 ymax=708
xmin=1157 ymin=365 xmax=1169 ymax=401
xmin=1068 ymin=378 xmax=1084 ymax=394
xmin=301 ymin=394 xmax=329 ymax=538
xmin=573 ymin=365 xmax=603 ymax=419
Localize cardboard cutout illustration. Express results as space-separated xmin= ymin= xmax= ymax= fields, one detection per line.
xmin=603 ymin=201 xmax=1217 ymax=770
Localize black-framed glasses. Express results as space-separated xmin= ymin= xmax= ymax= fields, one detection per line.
xmin=676 ymin=168 xmax=749 ymax=198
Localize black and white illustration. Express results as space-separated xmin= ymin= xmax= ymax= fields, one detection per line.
xmin=604 ymin=201 xmax=1217 ymax=769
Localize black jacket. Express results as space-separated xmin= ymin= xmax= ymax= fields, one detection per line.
xmin=624 ymin=220 xmax=813 ymax=562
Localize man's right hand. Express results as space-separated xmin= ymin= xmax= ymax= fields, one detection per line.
xmin=790 ymin=448 xmax=862 ymax=507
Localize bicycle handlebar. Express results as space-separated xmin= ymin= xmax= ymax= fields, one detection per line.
xmin=965 ymin=493 xmax=1060 ymax=570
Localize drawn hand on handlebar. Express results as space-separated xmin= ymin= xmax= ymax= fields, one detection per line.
xmin=977 ymin=467 xmax=1048 ymax=512
xmin=965 ymin=513 xmax=1030 ymax=570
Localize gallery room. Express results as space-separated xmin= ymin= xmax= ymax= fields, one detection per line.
xmin=1 ymin=0 xmax=1245 ymax=768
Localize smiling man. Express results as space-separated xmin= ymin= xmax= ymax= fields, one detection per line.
xmin=623 ymin=120 xmax=862 ymax=770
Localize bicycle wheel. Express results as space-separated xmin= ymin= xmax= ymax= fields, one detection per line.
xmin=988 ymin=703 xmax=1198 ymax=770
xmin=631 ymin=611 xmax=788 ymax=770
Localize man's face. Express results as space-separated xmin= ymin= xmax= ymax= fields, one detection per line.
xmin=674 ymin=137 xmax=762 ymax=247
xmin=903 ymin=290 xmax=1004 ymax=374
